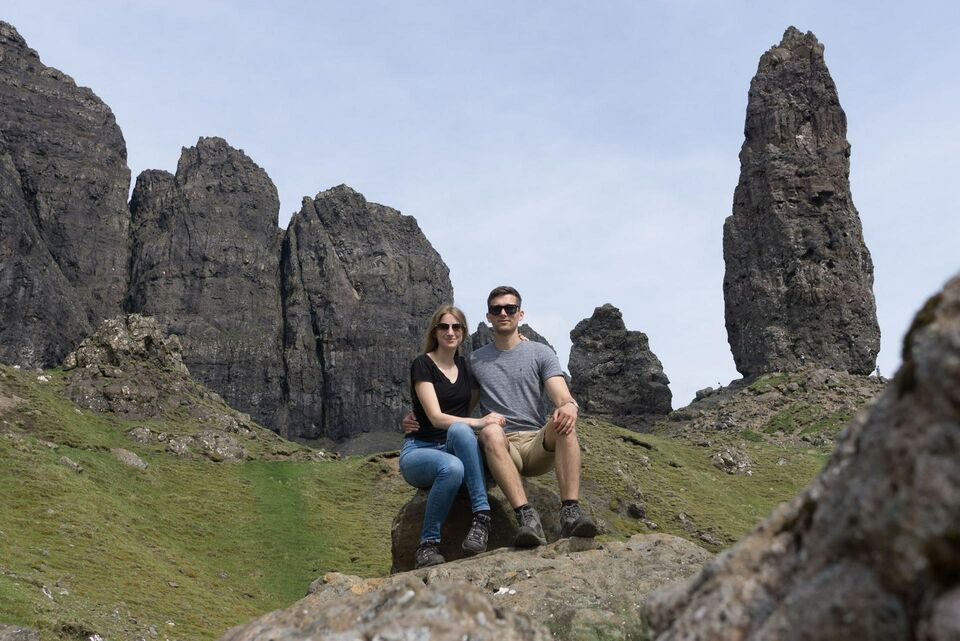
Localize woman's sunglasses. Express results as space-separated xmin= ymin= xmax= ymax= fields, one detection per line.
xmin=435 ymin=323 xmax=464 ymax=332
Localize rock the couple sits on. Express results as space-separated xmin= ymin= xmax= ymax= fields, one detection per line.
xmin=397 ymin=287 xmax=597 ymax=570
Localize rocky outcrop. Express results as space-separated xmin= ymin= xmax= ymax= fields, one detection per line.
xmin=220 ymin=575 xmax=552 ymax=641
xmin=0 ymin=625 xmax=39 ymax=641
xmin=222 ymin=534 xmax=712 ymax=641
xmin=723 ymin=27 xmax=879 ymax=376
xmin=0 ymin=22 xmax=130 ymax=367
xmin=469 ymin=322 xmax=555 ymax=354
xmin=390 ymin=481 xmax=572 ymax=572
xmin=569 ymin=304 xmax=671 ymax=427
xmin=279 ymin=185 xmax=451 ymax=440
xmin=127 ymin=137 xmax=285 ymax=428
xmin=63 ymin=314 xmax=191 ymax=418
xmin=647 ymin=272 xmax=960 ymax=640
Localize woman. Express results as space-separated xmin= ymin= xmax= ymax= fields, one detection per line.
xmin=400 ymin=304 xmax=505 ymax=569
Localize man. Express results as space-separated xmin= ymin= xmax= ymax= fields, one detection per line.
xmin=404 ymin=285 xmax=597 ymax=547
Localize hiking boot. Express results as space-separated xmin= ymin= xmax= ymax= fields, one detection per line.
xmin=559 ymin=502 xmax=598 ymax=538
xmin=414 ymin=541 xmax=445 ymax=569
xmin=462 ymin=512 xmax=491 ymax=555
xmin=513 ymin=505 xmax=547 ymax=547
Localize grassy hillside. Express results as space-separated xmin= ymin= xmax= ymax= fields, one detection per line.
xmin=0 ymin=363 xmax=862 ymax=640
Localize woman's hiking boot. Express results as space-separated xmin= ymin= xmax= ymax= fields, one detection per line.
xmin=462 ymin=512 xmax=491 ymax=554
xmin=414 ymin=541 xmax=445 ymax=569
xmin=513 ymin=504 xmax=547 ymax=547
xmin=559 ymin=502 xmax=598 ymax=538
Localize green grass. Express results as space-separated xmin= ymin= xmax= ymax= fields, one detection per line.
xmin=1 ymin=366 xmax=830 ymax=639
xmin=575 ymin=418 xmax=826 ymax=548
xmin=0 ymin=366 xmax=411 ymax=640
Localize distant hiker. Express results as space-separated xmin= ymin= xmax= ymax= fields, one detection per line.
xmin=404 ymin=286 xmax=597 ymax=548
xmin=399 ymin=304 xmax=505 ymax=569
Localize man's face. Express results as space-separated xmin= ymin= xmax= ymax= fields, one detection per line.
xmin=486 ymin=294 xmax=523 ymax=335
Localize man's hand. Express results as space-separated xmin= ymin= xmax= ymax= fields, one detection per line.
xmin=402 ymin=411 xmax=420 ymax=434
xmin=552 ymin=402 xmax=578 ymax=435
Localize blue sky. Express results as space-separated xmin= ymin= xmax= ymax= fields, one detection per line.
xmin=6 ymin=1 xmax=959 ymax=406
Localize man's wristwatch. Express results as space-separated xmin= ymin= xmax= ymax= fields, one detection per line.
xmin=563 ymin=399 xmax=579 ymax=410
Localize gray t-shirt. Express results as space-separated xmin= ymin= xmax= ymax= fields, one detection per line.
xmin=470 ymin=341 xmax=564 ymax=432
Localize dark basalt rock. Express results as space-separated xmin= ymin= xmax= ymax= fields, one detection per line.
xmin=647 ymin=271 xmax=960 ymax=641
xmin=468 ymin=322 xmax=555 ymax=355
xmin=569 ymin=304 xmax=671 ymax=427
xmin=127 ymin=137 xmax=285 ymax=427
xmin=0 ymin=22 xmax=130 ymax=367
xmin=723 ymin=27 xmax=880 ymax=376
xmin=279 ymin=185 xmax=451 ymax=441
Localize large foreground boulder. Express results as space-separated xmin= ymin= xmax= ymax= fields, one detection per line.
xmin=723 ymin=27 xmax=879 ymax=376
xmin=221 ymin=534 xmax=712 ymax=641
xmin=647 ymin=271 xmax=960 ymax=640
xmin=220 ymin=575 xmax=551 ymax=641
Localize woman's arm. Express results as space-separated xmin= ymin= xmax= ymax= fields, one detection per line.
xmin=415 ymin=381 xmax=503 ymax=430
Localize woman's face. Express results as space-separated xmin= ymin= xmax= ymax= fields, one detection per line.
xmin=435 ymin=312 xmax=464 ymax=349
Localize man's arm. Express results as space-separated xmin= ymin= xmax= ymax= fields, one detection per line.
xmin=544 ymin=375 xmax=578 ymax=435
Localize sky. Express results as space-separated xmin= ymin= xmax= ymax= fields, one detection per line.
xmin=5 ymin=1 xmax=959 ymax=407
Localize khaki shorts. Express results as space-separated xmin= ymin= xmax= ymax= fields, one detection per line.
xmin=506 ymin=424 xmax=555 ymax=477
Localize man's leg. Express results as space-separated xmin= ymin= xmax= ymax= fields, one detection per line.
xmin=477 ymin=424 xmax=527 ymax=508
xmin=541 ymin=418 xmax=581 ymax=501
xmin=541 ymin=420 xmax=597 ymax=538
xmin=477 ymin=425 xmax=546 ymax=547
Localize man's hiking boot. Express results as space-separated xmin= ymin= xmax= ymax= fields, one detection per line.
xmin=513 ymin=505 xmax=547 ymax=547
xmin=414 ymin=541 xmax=445 ymax=569
xmin=559 ymin=502 xmax=598 ymax=538
xmin=462 ymin=512 xmax=491 ymax=555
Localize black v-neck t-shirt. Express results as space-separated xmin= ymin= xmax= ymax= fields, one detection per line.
xmin=409 ymin=353 xmax=474 ymax=442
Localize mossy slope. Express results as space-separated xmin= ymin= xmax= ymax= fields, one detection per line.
xmin=0 ymin=364 xmax=860 ymax=639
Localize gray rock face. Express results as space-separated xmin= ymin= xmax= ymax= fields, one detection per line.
xmin=723 ymin=27 xmax=879 ymax=376
xmin=220 ymin=575 xmax=552 ymax=641
xmin=280 ymin=185 xmax=451 ymax=440
xmin=469 ymin=322 xmax=555 ymax=354
xmin=127 ymin=137 xmax=285 ymax=428
xmin=569 ymin=304 xmax=672 ymax=426
xmin=0 ymin=21 xmax=130 ymax=367
xmin=63 ymin=314 xmax=191 ymax=418
xmin=281 ymin=533 xmax=711 ymax=641
xmin=647 ymin=271 xmax=960 ymax=641
xmin=390 ymin=480 xmax=570 ymax=573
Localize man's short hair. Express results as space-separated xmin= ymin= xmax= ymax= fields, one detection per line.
xmin=487 ymin=285 xmax=522 ymax=308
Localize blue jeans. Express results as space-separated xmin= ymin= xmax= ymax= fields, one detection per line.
xmin=399 ymin=422 xmax=491 ymax=544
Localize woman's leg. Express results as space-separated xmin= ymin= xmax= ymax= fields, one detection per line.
xmin=445 ymin=422 xmax=491 ymax=513
xmin=399 ymin=440 xmax=464 ymax=543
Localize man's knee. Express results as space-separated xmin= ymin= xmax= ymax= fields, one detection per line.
xmin=478 ymin=424 xmax=508 ymax=449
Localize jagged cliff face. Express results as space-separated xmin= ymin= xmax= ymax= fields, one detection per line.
xmin=279 ymin=185 xmax=452 ymax=440
xmin=0 ymin=22 xmax=130 ymax=367
xmin=723 ymin=27 xmax=880 ymax=376
xmin=569 ymin=304 xmax=671 ymax=425
xmin=127 ymin=137 xmax=285 ymax=427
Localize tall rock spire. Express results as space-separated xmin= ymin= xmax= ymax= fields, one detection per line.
xmin=723 ymin=27 xmax=880 ymax=376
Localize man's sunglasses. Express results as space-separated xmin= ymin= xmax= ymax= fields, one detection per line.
xmin=435 ymin=323 xmax=464 ymax=332
xmin=488 ymin=304 xmax=520 ymax=315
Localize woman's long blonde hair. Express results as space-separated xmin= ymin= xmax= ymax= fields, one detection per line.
xmin=422 ymin=304 xmax=468 ymax=354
